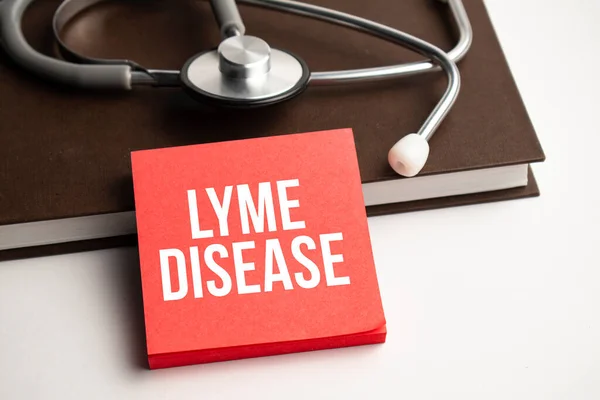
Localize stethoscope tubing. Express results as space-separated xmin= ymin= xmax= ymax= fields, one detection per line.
xmin=0 ymin=0 xmax=473 ymax=142
xmin=0 ymin=0 xmax=472 ymax=86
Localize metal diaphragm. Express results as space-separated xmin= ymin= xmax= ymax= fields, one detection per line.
xmin=180 ymin=35 xmax=310 ymax=108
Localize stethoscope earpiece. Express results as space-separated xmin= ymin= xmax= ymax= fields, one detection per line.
xmin=388 ymin=133 xmax=431 ymax=178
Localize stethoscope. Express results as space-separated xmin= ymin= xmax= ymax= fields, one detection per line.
xmin=0 ymin=0 xmax=473 ymax=177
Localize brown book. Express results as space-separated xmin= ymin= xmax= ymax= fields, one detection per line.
xmin=0 ymin=0 xmax=545 ymax=260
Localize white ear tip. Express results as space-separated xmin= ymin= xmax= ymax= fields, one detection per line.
xmin=388 ymin=134 xmax=430 ymax=177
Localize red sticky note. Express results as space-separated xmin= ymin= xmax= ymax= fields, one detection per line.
xmin=131 ymin=129 xmax=386 ymax=369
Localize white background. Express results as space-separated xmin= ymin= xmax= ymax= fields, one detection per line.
xmin=1 ymin=0 xmax=599 ymax=398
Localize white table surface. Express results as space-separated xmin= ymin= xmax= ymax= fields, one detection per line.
xmin=2 ymin=1 xmax=599 ymax=398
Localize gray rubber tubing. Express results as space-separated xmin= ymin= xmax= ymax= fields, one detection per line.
xmin=210 ymin=0 xmax=246 ymax=37
xmin=0 ymin=0 xmax=131 ymax=89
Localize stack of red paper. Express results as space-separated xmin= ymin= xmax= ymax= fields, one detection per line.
xmin=131 ymin=129 xmax=386 ymax=369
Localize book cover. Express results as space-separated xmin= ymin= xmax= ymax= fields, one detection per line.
xmin=131 ymin=129 xmax=387 ymax=369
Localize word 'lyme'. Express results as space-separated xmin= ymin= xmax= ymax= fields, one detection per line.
xmin=187 ymin=179 xmax=305 ymax=238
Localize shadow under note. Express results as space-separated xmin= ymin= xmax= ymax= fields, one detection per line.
xmin=111 ymin=247 xmax=149 ymax=370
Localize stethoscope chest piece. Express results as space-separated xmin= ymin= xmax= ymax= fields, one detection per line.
xmin=180 ymin=35 xmax=310 ymax=108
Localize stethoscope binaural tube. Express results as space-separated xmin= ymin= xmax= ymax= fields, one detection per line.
xmin=0 ymin=0 xmax=474 ymax=178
